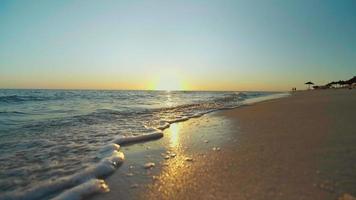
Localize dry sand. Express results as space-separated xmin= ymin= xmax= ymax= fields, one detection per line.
xmin=93 ymin=89 xmax=356 ymax=200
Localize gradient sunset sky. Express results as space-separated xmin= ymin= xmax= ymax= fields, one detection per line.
xmin=0 ymin=0 xmax=355 ymax=91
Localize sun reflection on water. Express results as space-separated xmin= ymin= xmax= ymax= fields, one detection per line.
xmin=165 ymin=92 xmax=173 ymax=107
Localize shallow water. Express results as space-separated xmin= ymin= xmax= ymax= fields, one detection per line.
xmin=0 ymin=89 xmax=287 ymax=199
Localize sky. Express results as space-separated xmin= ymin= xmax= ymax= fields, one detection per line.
xmin=0 ymin=0 xmax=355 ymax=91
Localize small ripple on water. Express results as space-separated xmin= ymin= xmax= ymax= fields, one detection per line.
xmin=0 ymin=90 xmax=289 ymax=199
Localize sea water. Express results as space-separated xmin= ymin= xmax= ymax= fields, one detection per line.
xmin=0 ymin=89 xmax=288 ymax=199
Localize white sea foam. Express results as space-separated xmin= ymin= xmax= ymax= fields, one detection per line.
xmin=112 ymin=131 xmax=164 ymax=145
xmin=1 ymin=131 xmax=163 ymax=200
xmin=41 ymin=131 xmax=165 ymax=200
xmin=157 ymin=122 xmax=170 ymax=130
xmin=51 ymin=179 xmax=109 ymax=200
xmin=191 ymin=113 xmax=204 ymax=118
xmin=0 ymin=147 xmax=124 ymax=200
xmin=98 ymin=144 xmax=121 ymax=159
xmin=165 ymin=116 xmax=190 ymax=123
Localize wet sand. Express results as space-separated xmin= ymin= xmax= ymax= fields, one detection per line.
xmin=92 ymin=89 xmax=356 ymax=200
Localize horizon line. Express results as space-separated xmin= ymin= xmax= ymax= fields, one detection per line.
xmin=0 ymin=87 xmax=287 ymax=93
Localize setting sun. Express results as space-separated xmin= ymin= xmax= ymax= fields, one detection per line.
xmin=150 ymin=74 xmax=188 ymax=91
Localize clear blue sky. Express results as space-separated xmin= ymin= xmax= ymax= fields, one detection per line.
xmin=0 ymin=0 xmax=355 ymax=90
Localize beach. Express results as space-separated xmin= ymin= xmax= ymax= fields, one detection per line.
xmin=92 ymin=89 xmax=356 ymax=200
xmin=2 ymin=1 xmax=356 ymax=199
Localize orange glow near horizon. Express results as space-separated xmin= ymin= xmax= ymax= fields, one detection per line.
xmin=0 ymin=73 xmax=292 ymax=91
xmin=149 ymin=74 xmax=189 ymax=91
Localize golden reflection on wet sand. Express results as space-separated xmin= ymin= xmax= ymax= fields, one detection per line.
xmin=141 ymin=114 xmax=236 ymax=199
xmin=145 ymin=119 xmax=200 ymax=199
xmin=168 ymin=123 xmax=180 ymax=148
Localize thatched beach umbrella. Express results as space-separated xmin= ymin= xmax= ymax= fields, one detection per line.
xmin=305 ymin=81 xmax=314 ymax=90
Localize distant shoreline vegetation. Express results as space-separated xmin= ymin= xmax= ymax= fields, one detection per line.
xmin=312 ymin=76 xmax=356 ymax=90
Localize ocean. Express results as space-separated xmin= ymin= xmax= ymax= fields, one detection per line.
xmin=0 ymin=89 xmax=288 ymax=200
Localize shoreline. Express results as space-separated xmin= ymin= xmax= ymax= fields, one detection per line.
xmin=0 ymin=91 xmax=286 ymax=200
xmin=91 ymin=89 xmax=356 ymax=200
